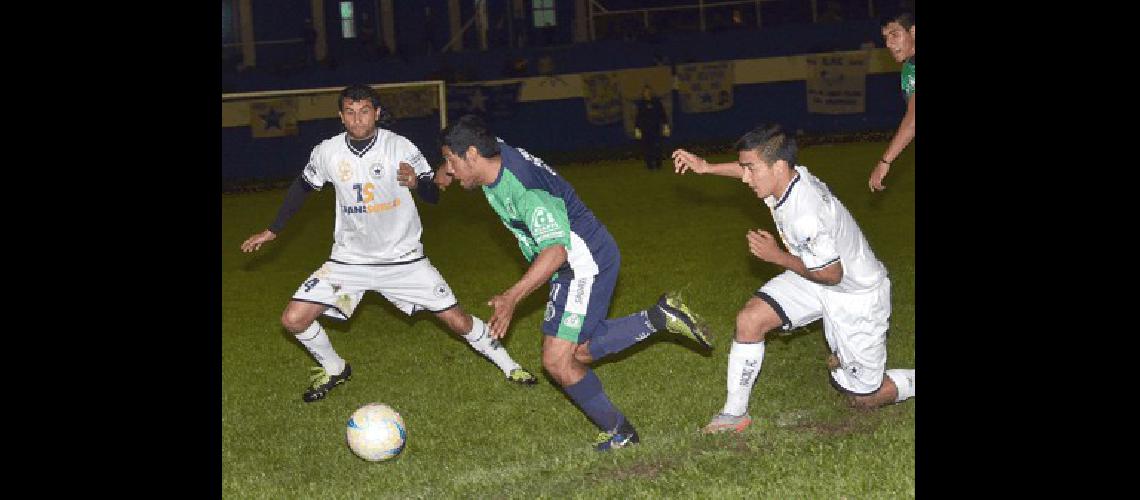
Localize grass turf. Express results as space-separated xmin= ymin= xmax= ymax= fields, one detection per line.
xmin=221 ymin=141 xmax=915 ymax=498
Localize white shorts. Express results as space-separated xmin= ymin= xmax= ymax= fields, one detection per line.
xmin=292 ymin=257 xmax=458 ymax=321
xmin=755 ymin=271 xmax=891 ymax=395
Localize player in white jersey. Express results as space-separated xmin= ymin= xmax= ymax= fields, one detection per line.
xmin=240 ymin=84 xmax=536 ymax=402
xmin=671 ymin=124 xmax=915 ymax=433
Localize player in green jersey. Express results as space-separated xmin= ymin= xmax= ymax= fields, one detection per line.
xmin=869 ymin=11 xmax=915 ymax=192
xmin=436 ymin=115 xmax=714 ymax=451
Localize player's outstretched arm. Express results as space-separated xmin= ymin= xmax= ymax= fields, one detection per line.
xmin=672 ymin=148 xmax=743 ymax=178
xmin=241 ymin=230 xmax=277 ymax=253
xmin=870 ymin=94 xmax=915 ymax=192
xmin=240 ymin=175 xmax=315 ymax=253
xmin=486 ymin=245 xmax=568 ymax=339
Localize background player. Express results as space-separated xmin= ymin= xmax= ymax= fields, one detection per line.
xmin=868 ymin=11 xmax=915 ymax=192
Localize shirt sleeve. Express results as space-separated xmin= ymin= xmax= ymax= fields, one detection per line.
xmin=789 ymin=214 xmax=840 ymax=271
xmin=268 ymin=175 xmax=315 ymax=234
xmin=516 ymin=189 xmax=572 ymax=253
xmin=300 ymin=145 xmax=327 ymax=190
xmin=395 ymin=137 xmax=431 ymax=175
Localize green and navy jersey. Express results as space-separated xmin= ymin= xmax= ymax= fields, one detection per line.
xmin=901 ymin=57 xmax=915 ymax=100
xmin=481 ymin=140 xmax=617 ymax=280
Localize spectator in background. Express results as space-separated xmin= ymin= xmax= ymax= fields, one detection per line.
xmin=634 ymin=85 xmax=670 ymax=171
xmin=731 ymin=8 xmax=747 ymax=29
xmin=868 ymin=11 xmax=915 ymax=192
xmin=502 ymin=55 xmax=528 ymax=77
xmin=536 ymin=54 xmax=555 ymax=76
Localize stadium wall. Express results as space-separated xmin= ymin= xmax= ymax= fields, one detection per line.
xmin=223 ymin=47 xmax=905 ymax=182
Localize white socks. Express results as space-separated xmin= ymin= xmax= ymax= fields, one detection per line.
xmin=886 ymin=369 xmax=915 ymax=403
xmin=295 ymin=322 xmax=346 ymax=375
xmin=722 ymin=340 xmax=766 ymax=417
xmin=463 ymin=316 xmax=520 ymax=376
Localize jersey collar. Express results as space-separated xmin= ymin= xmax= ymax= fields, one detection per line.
xmin=344 ymin=131 xmax=379 ymax=158
xmin=486 ymin=156 xmax=506 ymax=188
xmin=769 ymin=169 xmax=801 ymax=210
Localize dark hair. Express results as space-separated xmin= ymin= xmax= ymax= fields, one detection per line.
xmin=439 ymin=114 xmax=501 ymax=159
xmin=735 ymin=124 xmax=797 ymax=167
xmin=880 ymin=11 xmax=914 ymax=30
xmin=338 ymin=84 xmax=394 ymax=127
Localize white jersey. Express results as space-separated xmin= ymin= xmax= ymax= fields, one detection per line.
xmin=764 ymin=165 xmax=887 ymax=293
xmin=301 ymin=130 xmax=433 ymax=264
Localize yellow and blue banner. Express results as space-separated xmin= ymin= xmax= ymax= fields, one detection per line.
xmin=580 ymin=71 xmax=622 ymax=125
xmin=676 ymin=62 xmax=734 ymax=114
xmin=805 ymin=51 xmax=869 ymax=114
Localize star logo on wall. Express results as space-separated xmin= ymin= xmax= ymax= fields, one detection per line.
xmin=260 ymin=107 xmax=285 ymax=129
xmin=468 ymin=89 xmax=487 ymax=112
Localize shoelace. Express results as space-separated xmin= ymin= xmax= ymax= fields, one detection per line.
xmin=308 ymin=367 xmax=331 ymax=388
xmin=594 ymin=432 xmax=615 ymax=445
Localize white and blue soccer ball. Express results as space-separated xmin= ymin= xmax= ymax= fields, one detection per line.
xmin=346 ymin=403 xmax=406 ymax=461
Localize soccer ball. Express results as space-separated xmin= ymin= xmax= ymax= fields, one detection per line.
xmin=346 ymin=403 xmax=406 ymax=461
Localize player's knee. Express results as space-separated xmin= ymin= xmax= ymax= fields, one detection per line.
xmin=280 ymin=310 xmax=312 ymax=334
xmin=735 ymin=304 xmax=779 ymax=342
xmin=846 ymin=384 xmax=895 ymax=410
xmin=436 ymin=308 xmax=471 ymax=334
xmin=542 ymin=351 xmax=576 ymax=384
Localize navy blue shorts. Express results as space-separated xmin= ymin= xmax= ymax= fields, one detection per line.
xmin=540 ymin=260 xmax=620 ymax=344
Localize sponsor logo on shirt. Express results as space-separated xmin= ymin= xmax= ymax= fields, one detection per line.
xmin=338 ymin=160 xmax=354 ymax=182
xmin=342 ymin=197 xmax=402 ymax=214
xmin=530 ymin=206 xmax=564 ymax=242
xmin=433 ymin=282 xmax=450 ymax=298
xmin=369 ymin=162 xmax=385 ymax=179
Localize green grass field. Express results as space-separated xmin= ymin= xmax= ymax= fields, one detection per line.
xmin=221 ymin=141 xmax=915 ymax=498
